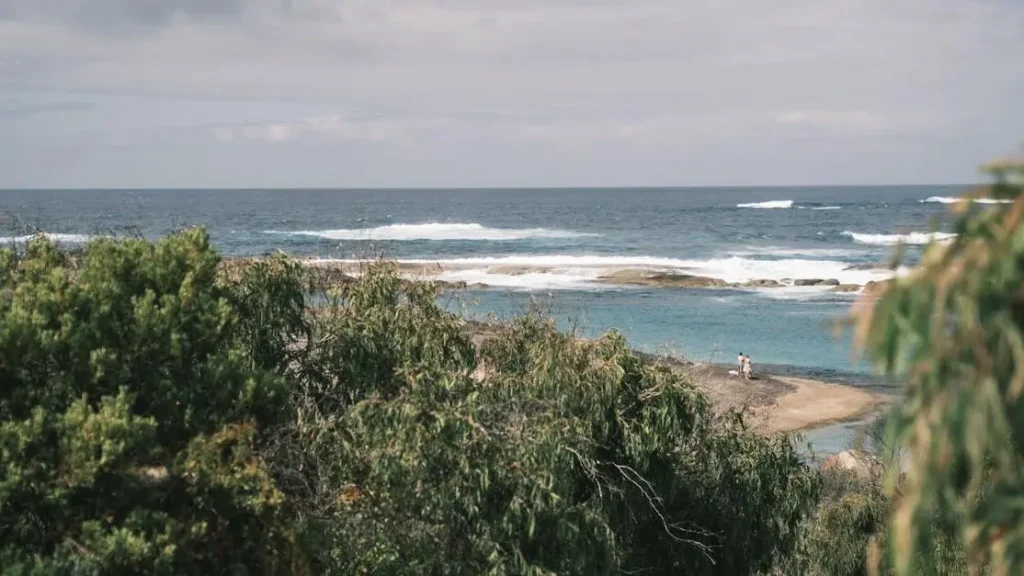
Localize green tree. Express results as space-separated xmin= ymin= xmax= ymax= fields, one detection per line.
xmin=1 ymin=229 xmax=822 ymax=574
xmin=271 ymin=265 xmax=819 ymax=574
xmin=0 ymin=229 xmax=299 ymax=573
xmin=857 ymin=159 xmax=1024 ymax=574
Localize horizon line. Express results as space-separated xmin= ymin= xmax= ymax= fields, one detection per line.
xmin=0 ymin=182 xmax=983 ymax=192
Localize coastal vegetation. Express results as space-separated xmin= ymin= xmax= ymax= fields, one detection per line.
xmin=0 ymin=159 xmax=1021 ymax=574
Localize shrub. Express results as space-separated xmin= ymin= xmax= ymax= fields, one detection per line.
xmin=0 ymin=229 xmax=298 ymax=573
xmin=856 ymin=159 xmax=1024 ymax=574
xmin=0 ymin=230 xmax=821 ymax=574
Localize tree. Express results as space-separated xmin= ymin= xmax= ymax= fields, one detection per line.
xmin=0 ymin=229 xmax=300 ymax=573
xmin=857 ymin=159 xmax=1024 ymax=574
xmin=0 ymin=229 xmax=822 ymax=574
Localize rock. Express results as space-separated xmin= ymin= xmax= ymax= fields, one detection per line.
xmin=820 ymin=449 xmax=884 ymax=479
xmin=794 ymin=278 xmax=840 ymax=287
xmin=743 ymin=279 xmax=781 ymax=288
xmin=488 ymin=265 xmax=533 ymax=276
xmin=863 ymin=280 xmax=892 ymax=296
xmin=832 ymin=284 xmax=862 ymax=293
xmin=598 ymin=270 xmax=728 ymax=288
xmin=844 ymin=263 xmax=883 ymax=271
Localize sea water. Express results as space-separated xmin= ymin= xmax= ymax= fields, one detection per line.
xmin=0 ymin=185 xmax=977 ymax=453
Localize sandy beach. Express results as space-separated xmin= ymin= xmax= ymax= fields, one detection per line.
xmin=621 ymin=354 xmax=883 ymax=434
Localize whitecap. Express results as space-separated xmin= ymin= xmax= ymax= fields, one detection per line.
xmin=842 ymin=231 xmax=956 ymax=246
xmin=811 ymin=206 xmax=842 ymax=211
xmin=753 ymin=286 xmax=854 ymax=301
xmin=265 ymin=222 xmax=597 ymax=241
xmin=736 ymin=200 xmax=793 ymax=209
xmin=920 ymin=196 xmax=1012 ymax=205
xmin=0 ymin=233 xmax=92 ymax=244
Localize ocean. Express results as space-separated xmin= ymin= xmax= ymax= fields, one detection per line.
xmin=0 ymin=185 xmax=977 ymax=453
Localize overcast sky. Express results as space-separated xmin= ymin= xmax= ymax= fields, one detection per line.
xmin=1 ymin=0 xmax=1022 ymax=188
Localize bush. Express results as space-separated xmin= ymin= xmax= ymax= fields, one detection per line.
xmin=0 ymin=229 xmax=298 ymax=573
xmin=275 ymin=281 xmax=819 ymax=574
xmin=0 ymin=230 xmax=821 ymax=574
xmin=856 ymin=160 xmax=1024 ymax=574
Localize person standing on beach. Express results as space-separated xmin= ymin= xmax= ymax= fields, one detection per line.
xmin=742 ymin=355 xmax=753 ymax=380
xmin=738 ymin=352 xmax=745 ymax=375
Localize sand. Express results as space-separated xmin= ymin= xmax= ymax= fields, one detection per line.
xmin=760 ymin=376 xmax=881 ymax=432
xmin=634 ymin=356 xmax=884 ymax=434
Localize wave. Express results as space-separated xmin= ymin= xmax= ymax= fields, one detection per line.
xmin=842 ymin=231 xmax=956 ymax=245
xmin=811 ymin=206 xmax=842 ymax=211
xmin=0 ymin=233 xmax=91 ymax=244
xmin=265 ymin=222 xmax=597 ymax=241
xmin=318 ymin=254 xmax=895 ymax=291
xmin=737 ymin=200 xmax=793 ymax=209
xmin=921 ymin=196 xmax=1013 ymax=205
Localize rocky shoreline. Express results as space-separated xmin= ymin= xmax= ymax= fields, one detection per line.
xmin=220 ymin=257 xmax=893 ymax=295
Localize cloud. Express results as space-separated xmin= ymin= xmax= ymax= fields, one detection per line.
xmin=0 ymin=101 xmax=92 ymax=117
xmin=211 ymin=115 xmax=432 ymax=145
xmin=0 ymin=0 xmax=1022 ymax=187
xmin=0 ymin=0 xmax=259 ymax=32
xmin=775 ymin=110 xmax=889 ymax=133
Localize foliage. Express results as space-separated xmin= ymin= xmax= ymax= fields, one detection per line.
xmin=856 ymin=159 xmax=1024 ymax=574
xmin=0 ymin=229 xmax=299 ymax=573
xmin=0 ymin=229 xmax=821 ymax=573
xmin=270 ymin=268 xmax=820 ymax=574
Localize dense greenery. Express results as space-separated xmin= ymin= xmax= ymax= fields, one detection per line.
xmin=0 ymin=229 xmax=819 ymax=574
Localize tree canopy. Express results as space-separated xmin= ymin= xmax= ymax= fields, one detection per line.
xmin=0 ymin=229 xmax=819 ymax=574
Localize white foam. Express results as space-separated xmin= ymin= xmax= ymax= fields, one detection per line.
xmin=737 ymin=200 xmax=793 ymax=209
xmin=843 ymin=231 xmax=956 ymax=246
xmin=0 ymin=233 xmax=91 ymax=244
xmin=432 ymin=269 xmax=607 ymax=291
xmin=321 ymin=254 xmax=895 ymax=289
xmin=754 ymin=286 xmax=850 ymax=300
xmin=921 ymin=196 xmax=1013 ymax=205
xmin=265 ymin=222 xmax=596 ymax=241
xmin=811 ymin=206 xmax=842 ymax=210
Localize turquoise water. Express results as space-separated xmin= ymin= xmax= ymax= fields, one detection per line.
xmin=1 ymin=185 xmax=971 ymax=453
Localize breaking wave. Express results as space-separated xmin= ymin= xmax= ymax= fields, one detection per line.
xmin=842 ymin=231 xmax=956 ymax=245
xmin=0 ymin=233 xmax=92 ymax=244
xmin=737 ymin=200 xmax=794 ymax=209
xmin=265 ymin=222 xmax=597 ymax=241
xmin=921 ymin=196 xmax=1012 ymax=205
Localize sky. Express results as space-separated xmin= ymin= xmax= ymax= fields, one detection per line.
xmin=0 ymin=0 xmax=1022 ymax=188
